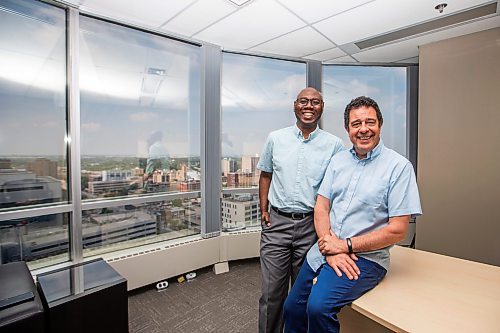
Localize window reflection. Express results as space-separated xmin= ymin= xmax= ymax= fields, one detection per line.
xmin=79 ymin=16 xmax=201 ymax=200
xmin=322 ymin=66 xmax=408 ymax=157
xmin=221 ymin=53 xmax=306 ymax=230
xmin=0 ymin=213 xmax=70 ymax=268
xmin=0 ymin=0 xmax=67 ymax=211
xmin=82 ymin=196 xmax=201 ymax=257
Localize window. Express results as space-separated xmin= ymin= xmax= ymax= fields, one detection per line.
xmin=221 ymin=53 xmax=306 ymax=230
xmin=0 ymin=0 xmax=67 ymax=211
xmin=0 ymin=0 xmax=69 ymax=266
xmin=82 ymin=195 xmax=200 ymax=257
xmin=79 ymin=16 xmax=201 ymax=200
xmin=322 ymin=66 xmax=407 ymax=157
xmin=78 ymin=16 xmax=201 ymax=255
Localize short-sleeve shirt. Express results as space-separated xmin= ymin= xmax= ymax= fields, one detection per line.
xmin=257 ymin=125 xmax=344 ymax=213
xmin=306 ymin=141 xmax=422 ymax=271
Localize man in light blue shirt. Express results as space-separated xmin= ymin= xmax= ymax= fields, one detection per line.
xmin=283 ymin=96 xmax=422 ymax=333
xmin=257 ymin=87 xmax=344 ymax=333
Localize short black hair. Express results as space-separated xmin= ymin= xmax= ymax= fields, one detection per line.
xmin=344 ymin=96 xmax=383 ymax=129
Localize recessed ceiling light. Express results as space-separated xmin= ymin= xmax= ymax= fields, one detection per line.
xmin=227 ymin=0 xmax=253 ymax=7
xmin=435 ymin=3 xmax=448 ymax=14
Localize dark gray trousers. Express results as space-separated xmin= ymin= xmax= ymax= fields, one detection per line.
xmin=259 ymin=209 xmax=317 ymax=333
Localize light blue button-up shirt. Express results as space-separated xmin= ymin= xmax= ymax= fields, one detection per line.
xmin=307 ymin=141 xmax=422 ymax=271
xmin=257 ymin=125 xmax=344 ymax=213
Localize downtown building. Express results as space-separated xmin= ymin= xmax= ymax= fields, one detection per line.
xmin=221 ymin=193 xmax=260 ymax=231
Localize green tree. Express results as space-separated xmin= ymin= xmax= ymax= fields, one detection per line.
xmin=172 ymin=198 xmax=183 ymax=207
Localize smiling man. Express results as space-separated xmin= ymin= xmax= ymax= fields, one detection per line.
xmin=283 ymin=96 xmax=422 ymax=333
xmin=257 ymin=87 xmax=344 ymax=333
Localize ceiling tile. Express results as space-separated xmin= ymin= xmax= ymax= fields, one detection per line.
xmin=323 ymin=55 xmax=358 ymax=64
xmin=80 ymin=0 xmax=197 ymax=28
xmin=249 ymin=27 xmax=335 ymax=58
xmin=193 ymin=0 xmax=306 ymax=51
xmin=67 ymin=0 xmax=499 ymax=63
xmin=278 ymin=0 xmax=373 ymax=24
xmin=304 ymin=47 xmax=347 ymax=61
xmin=313 ymin=0 xmax=493 ymax=45
xmin=161 ymin=0 xmax=237 ymax=37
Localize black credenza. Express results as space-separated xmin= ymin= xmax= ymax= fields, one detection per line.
xmin=36 ymin=258 xmax=128 ymax=333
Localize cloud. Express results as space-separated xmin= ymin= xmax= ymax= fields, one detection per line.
xmin=81 ymin=122 xmax=102 ymax=131
xmin=33 ymin=121 xmax=58 ymax=128
xmin=221 ymin=72 xmax=306 ymax=112
xmin=129 ymin=112 xmax=158 ymax=121
xmin=221 ymin=132 xmax=233 ymax=148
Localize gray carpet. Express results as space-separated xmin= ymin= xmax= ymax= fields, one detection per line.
xmin=128 ymin=258 xmax=261 ymax=333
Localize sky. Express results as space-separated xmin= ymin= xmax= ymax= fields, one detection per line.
xmin=0 ymin=0 xmax=408 ymax=159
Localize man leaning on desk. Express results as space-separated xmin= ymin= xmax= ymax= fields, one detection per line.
xmin=283 ymin=96 xmax=422 ymax=333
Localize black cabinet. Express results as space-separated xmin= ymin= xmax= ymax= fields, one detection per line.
xmin=36 ymin=259 xmax=127 ymax=333
xmin=0 ymin=261 xmax=45 ymax=333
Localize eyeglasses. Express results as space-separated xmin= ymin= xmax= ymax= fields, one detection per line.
xmin=296 ymin=98 xmax=322 ymax=106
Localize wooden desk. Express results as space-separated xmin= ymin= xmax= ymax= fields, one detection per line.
xmin=341 ymin=246 xmax=500 ymax=333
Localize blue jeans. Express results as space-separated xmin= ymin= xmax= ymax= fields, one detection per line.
xmin=283 ymin=258 xmax=387 ymax=333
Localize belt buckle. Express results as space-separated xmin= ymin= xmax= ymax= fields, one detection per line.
xmin=291 ymin=212 xmax=303 ymax=220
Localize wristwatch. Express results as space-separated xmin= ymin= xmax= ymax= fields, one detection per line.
xmin=346 ymin=237 xmax=353 ymax=254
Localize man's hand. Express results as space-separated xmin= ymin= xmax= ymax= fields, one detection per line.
xmin=326 ymin=253 xmax=360 ymax=280
xmin=318 ymin=230 xmax=345 ymax=255
xmin=261 ymin=211 xmax=271 ymax=227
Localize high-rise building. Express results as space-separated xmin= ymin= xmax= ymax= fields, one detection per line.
xmin=27 ymin=158 xmax=57 ymax=178
xmin=221 ymin=158 xmax=237 ymax=176
xmin=241 ymin=155 xmax=259 ymax=174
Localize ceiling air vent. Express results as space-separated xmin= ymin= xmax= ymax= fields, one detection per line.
xmin=355 ymin=2 xmax=498 ymax=50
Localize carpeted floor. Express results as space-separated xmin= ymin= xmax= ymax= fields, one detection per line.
xmin=128 ymin=258 xmax=261 ymax=333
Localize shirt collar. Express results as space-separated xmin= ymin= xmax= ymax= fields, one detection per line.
xmin=294 ymin=124 xmax=319 ymax=141
xmin=349 ymin=140 xmax=384 ymax=161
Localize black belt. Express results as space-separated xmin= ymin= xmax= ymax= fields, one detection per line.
xmin=271 ymin=206 xmax=313 ymax=220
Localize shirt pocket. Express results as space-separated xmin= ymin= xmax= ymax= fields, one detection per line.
xmin=356 ymin=181 xmax=388 ymax=208
xmin=307 ymin=158 xmax=330 ymax=182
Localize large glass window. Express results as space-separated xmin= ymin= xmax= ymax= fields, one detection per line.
xmin=0 ymin=0 xmax=68 ymax=210
xmin=221 ymin=53 xmax=306 ymax=230
xmin=79 ymin=16 xmax=201 ymax=255
xmin=0 ymin=0 xmax=69 ymax=266
xmin=79 ymin=16 xmax=201 ymax=200
xmin=322 ymin=66 xmax=407 ymax=156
